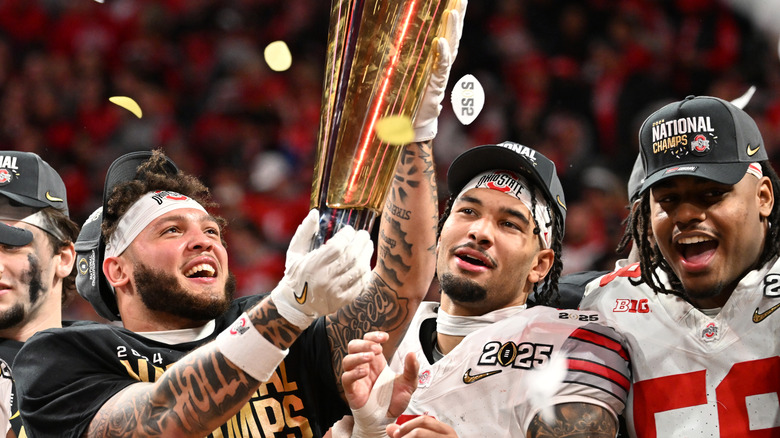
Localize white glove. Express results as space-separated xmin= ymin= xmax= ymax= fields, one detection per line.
xmin=271 ymin=210 xmax=374 ymax=330
xmin=413 ymin=0 xmax=468 ymax=142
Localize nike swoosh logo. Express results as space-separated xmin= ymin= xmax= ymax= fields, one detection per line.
xmin=557 ymin=195 xmax=567 ymax=210
xmin=294 ymin=282 xmax=308 ymax=304
xmin=752 ymin=302 xmax=780 ymax=323
xmin=747 ymin=144 xmax=761 ymax=156
xmin=45 ymin=191 xmax=64 ymax=202
xmin=462 ymin=368 xmax=501 ymax=384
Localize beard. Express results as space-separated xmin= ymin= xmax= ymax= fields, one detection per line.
xmin=134 ymin=264 xmax=235 ymax=322
xmin=439 ymin=273 xmax=487 ymax=304
xmin=0 ymin=253 xmax=45 ymax=330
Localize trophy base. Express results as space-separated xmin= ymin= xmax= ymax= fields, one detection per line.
xmin=313 ymin=207 xmax=378 ymax=249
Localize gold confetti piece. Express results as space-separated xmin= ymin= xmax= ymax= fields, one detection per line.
xmin=264 ymin=41 xmax=292 ymax=72
xmin=109 ymin=96 xmax=143 ymax=119
xmin=375 ymin=115 xmax=414 ymax=145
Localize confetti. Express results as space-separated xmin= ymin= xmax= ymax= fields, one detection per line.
xmin=451 ymin=74 xmax=484 ymax=125
xmin=264 ymin=41 xmax=292 ymax=72
xmin=375 ymin=115 xmax=414 ymax=145
xmin=109 ymin=96 xmax=143 ymax=118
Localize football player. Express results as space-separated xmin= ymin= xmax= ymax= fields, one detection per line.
xmin=337 ymin=142 xmax=631 ymax=437
xmin=580 ymin=95 xmax=780 ymax=436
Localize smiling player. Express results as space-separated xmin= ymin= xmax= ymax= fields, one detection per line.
xmin=581 ymin=95 xmax=780 ymax=436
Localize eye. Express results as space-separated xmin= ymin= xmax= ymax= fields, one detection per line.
xmin=0 ymin=244 xmax=23 ymax=253
xmin=501 ymin=220 xmax=522 ymax=231
xmin=205 ymin=227 xmax=221 ymax=237
xmin=162 ymin=226 xmax=181 ymax=235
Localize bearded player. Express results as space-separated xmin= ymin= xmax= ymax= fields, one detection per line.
xmin=336 ymin=142 xmax=631 ymax=437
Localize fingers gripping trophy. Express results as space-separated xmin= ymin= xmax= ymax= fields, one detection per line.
xmin=311 ymin=0 xmax=467 ymax=244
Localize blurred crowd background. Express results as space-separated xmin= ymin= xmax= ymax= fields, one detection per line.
xmin=0 ymin=0 xmax=778 ymax=321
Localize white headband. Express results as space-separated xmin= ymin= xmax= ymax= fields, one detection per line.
xmin=459 ymin=170 xmax=553 ymax=249
xmin=747 ymin=162 xmax=762 ymax=179
xmin=0 ymin=197 xmax=66 ymax=241
xmin=105 ymin=191 xmax=208 ymax=259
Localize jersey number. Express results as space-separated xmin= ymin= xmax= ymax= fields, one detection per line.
xmin=633 ymin=357 xmax=780 ymax=437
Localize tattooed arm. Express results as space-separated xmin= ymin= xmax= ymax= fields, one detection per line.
xmin=326 ymin=140 xmax=439 ymax=386
xmin=86 ymin=298 xmax=301 ymax=438
xmin=526 ymin=403 xmax=617 ymax=438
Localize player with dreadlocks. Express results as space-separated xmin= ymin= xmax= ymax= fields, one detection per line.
xmin=581 ymin=95 xmax=780 ymax=436
xmin=330 ymin=142 xmax=631 ymax=438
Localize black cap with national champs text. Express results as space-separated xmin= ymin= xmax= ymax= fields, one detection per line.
xmin=0 ymin=151 xmax=68 ymax=216
xmin=447 ymin=141 xmax=567 ymax=228
xmin=639 ymin=95 xmax=767 ymax=194
xmin=75 ymin=151 xmax=179 ymax=321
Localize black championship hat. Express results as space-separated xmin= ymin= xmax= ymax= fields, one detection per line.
xmin=0 ymin=151 xmax=68 ymax=216
xmin=447 ymin=141 xmax=567 ymax=229
xmin=639 ymin=95 xmax=767 ymax=194
xmin=0 ymin=222 xmax=33 ymax=247
xmin=75 ymin=151 xmax=179 ymax=321
xmin=627 ymin=154 xmax=645 ymax=202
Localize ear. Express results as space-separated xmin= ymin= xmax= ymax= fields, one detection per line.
xmin=55 ymin=242 xmax=76 ymax=279
xmin=757 ymin=176 xmax=774 ymax=219
xmin=103 ymin=255 xmax=131 ymax=290
xmin=527 ymin=248 xmax=554 ymax=285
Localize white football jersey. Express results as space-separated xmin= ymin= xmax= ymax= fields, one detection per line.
xmin=0 ymin=359 xmax=10 ymax=434
xmin=580 ymin=258 xmax=780 ymax=437
xmin=390 ymin=302 xmax=630 ymax=437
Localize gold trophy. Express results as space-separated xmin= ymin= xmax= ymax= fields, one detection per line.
xmin=311 ymin=0 xmax=457 ymax=244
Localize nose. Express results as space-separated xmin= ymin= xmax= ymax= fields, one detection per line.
xmin=468 ymin=217 xmax=495 ymax=246
xmin=673 ymin=200 xmax=706 ymax=228
xmin=187 ymin=230 xmax=215 ymax=252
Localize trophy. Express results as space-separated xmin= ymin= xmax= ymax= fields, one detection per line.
xmin=311 ymin=0 xmax=457 ymax=245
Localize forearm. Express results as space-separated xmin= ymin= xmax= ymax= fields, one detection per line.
xmin=327 ymin=140 xmax=438 ymax=382
xmin=526 ymin=403 xmax=617 ymax=438
xmin=87 ymin=298 xmax=301 ymax=437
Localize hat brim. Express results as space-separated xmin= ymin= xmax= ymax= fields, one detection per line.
xmin=0 ymin=222 xmax=33 ymax=246
xmin=447 ymin=145 xmax=556 ymax=208
xmin=640 ymin=162 xmax=750 ymax=194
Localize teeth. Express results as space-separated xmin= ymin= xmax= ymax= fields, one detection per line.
xmin=678 ymin=236 xmax=713 ymax=245
xmin=184 ymin=264 xmax=216 ymax=277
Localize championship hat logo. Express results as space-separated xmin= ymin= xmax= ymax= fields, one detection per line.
xmin=690 ymin=134 xmax=711 ymax=155
xmin=0 ymin=169 xmax=12 ymax=186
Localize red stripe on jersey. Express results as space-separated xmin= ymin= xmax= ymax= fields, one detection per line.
xmin=570 ymin=328 xmax=629 ymax=361
xmin=568 ymin=358 xmax=631 ymax=392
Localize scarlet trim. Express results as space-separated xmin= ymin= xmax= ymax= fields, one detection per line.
xmin=570 ymin=327 xmax=629 ymax=361
xmin=568 ymin=358 xmax=630 ymax=392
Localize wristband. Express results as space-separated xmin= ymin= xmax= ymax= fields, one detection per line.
xmin=215 ymin=312 xmax=288 ymax=382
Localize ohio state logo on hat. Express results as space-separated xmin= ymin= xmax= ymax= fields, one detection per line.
xmin=0 ymin=169 xmax=11 ymax=186
xmin=690 ymin=134 xmax=711 ymax=155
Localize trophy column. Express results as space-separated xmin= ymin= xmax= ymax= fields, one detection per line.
xmin=311 ymin=0 xmax=457 ymax=246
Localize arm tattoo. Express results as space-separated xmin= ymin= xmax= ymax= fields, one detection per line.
xmin=526 ymin=402 xmax=617 ymax=438
xmin=247 ymin=297 xmax=302 ymax=349
xmin=326 ymin=141 xmax=437 ymax=389
xmin=88 ymin=348 xmax=259 ymax=437
xmin=326 ymin=274 xmax=408 ymax=381
xmin=88 ymin=298 xmax=300 ymax=437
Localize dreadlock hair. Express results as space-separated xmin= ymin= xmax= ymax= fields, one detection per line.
xmin=632 ymin=159 xmax=780 ymax=298
xmin=437 ymin=188 xmax=564 ymax=307
xmin=102 ymin=149 xmax=224 ymax=242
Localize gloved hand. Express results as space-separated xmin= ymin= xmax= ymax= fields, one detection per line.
xmin=271 ymin=209 xmax=374 ymax=330
xmin=413 ymin=0 xmax=468 ymax=142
